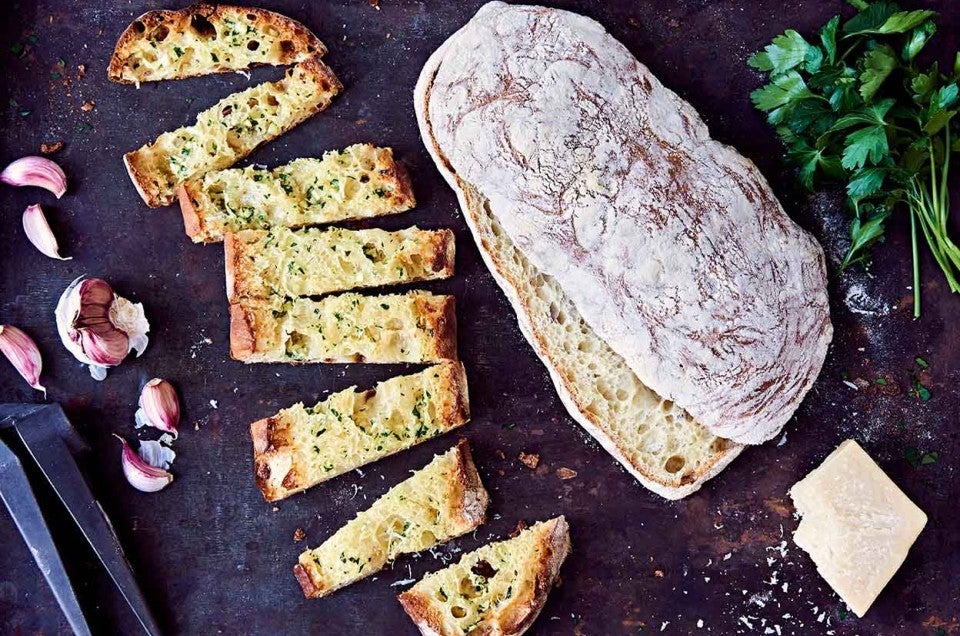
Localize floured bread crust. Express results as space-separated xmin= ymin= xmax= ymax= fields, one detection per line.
xmin=417 ymin=2 xmax=831 ymax=445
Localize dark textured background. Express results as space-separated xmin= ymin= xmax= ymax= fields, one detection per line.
xmin=1 ymin=1 xmax=958 ymax=634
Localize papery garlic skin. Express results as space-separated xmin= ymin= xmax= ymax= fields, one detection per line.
xmin=116 ymin=435 xmax=173 ymax=493
xmin=1 ymin=156 xmax=67 ymax=198
xmin=0 ymin=325 xmax=46 ymax=396
xmin=22 ymin=204 xmax=71 ymax=260
xmin=135 ymin=378 xmax=180 ymax=437
xmin=137 ymin=440 xmax=176 ymax=469
xmin=54 ymin=276 xmax=150 ymax=380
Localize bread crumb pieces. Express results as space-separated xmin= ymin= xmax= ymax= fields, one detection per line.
xmin=293 ymin=528 xmax=306 ymax=542
xmin=368 ymin=0 xmax=380 ymax=7
xmin=80 ymin=100 xmax=95 ymax=112
xmin=518 ymin=451 xmax=539 ymax=469
xmin=494 ymin=449 xmax=506 ymax=460
xmin=40 ymin=141 xmax=63 ymax=155
xmin=654 ymin=569 xmax=665 ymax=578
xmin=76 ymin=64 xmax=86 ymax=80
xmin=271 ymin=506 xmax=280 ymax=512
xmin=556 ymin=467 xmax=577 ymax=480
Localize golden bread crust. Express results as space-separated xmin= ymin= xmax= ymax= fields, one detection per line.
xmin=108 ymin=4 xmax=327 ymax=84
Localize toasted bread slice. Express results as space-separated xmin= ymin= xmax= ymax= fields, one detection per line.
xmin=108 ymin=4 xmax=326 ymax=84
xmin=179 ymin=144 xmax=415 ymax=242
xmin=252 ymin=362 xmax=470 ymax=502
xmin=225 ymin=226 xmax=455 ymax=301
xmin=124 ymin=57 xmax=341 ymax=208
xmin=295 ymin=440 xmax=489 ymax=598
xmin=230 ymin=291 xmax=457 ymax=363
xmin=398 ymin=517 xmax=570 ymax=636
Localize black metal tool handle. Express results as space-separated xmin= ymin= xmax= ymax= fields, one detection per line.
xmin=16 ymin=406 xmax=163 ymax=636
xmin=0 ymin=438 xmax=92 ymax=636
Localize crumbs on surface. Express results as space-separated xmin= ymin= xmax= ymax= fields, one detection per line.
xmin=518 ymin=451 xmax=539 ymax=469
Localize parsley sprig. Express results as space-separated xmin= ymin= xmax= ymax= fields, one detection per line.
xmin=749 ymin=0 xmax=960 ymax=317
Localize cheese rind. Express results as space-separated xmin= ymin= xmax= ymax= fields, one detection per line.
xmin=225 ymin=226 xmax=455 ymax=301
xmin=789 ymin=439 xmax=927 ymax=617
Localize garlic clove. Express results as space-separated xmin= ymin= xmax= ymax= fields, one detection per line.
xmin=54 ymin=276 xmax=151 ymax=380
xmin=22 ymin=204 xmax=71 ymax=260
xmin=135 ymin=378 xmax=180 ymax=438
xmin=0 ymin=325 xmax=46 ymax=396
xmin=0 ymin=156 xmax=67 ymax=198
xmin=116 ymin=435 xmax=173 ymax=493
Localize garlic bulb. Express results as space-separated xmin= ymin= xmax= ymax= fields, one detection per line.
xmin=0 ymin=156 xmax=67 ymax=198
xmin=0 ymin=325 xmax=46 ymax=396
xmin=55 ymin=276 xmax=150 ymax=380
xmin=135 ymin=378 xmax=180 ymax=437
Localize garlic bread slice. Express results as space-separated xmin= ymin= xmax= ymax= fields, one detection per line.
xmin=225 ymin=226 xmax=455 ymax=301
xmin=109 ymin=4 xmax=325 ymax=84
xmin=252 ymin=362 xmax=470 ymax=502
xmin=124 ymin=57 xmax=341 ymax=208
xmin=179 ymin=144 xmax=415 ymax=243
xmin=230 ymin=291 xmax=457 ymax=363
xmin=398 ymin=517 xmax=570 ymax=636
xmin=295 ymin=440 xmax=489 ymax=598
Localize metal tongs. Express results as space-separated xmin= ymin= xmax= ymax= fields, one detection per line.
xmin=0 ymin=404 xmax=162 ymax=636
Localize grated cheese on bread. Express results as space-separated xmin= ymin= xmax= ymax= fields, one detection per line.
xmin=108 ymin=4 xmax=326 ymax=84
xmin=294 ymin=440 xmax=489 ymax=598
xmin=179 ymin=144 xmax=415 ymax=243
xmin=252 ymin=362 xmax=470 ymax=502
xmin=225 ymin=226 xmax=455 ymax=301
xmin=230 ymin=291 xmax=457 ymax=363
xmin=124 ymin=57 xmax=341 ymax=208
xmin=398 ymin=517 xmax=570 ymax=636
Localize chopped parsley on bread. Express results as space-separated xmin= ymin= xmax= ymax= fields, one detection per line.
xmin=225 ymin=226 xmax=455 ymax=301
xmin=180 ymin=144 xmax=415 ymax=242
xmin=124 ymin=57 xmax=341 ymax=208
xmin=398 ymin=517 xmax=570 ymax=636
xmin=230 ymin=291 xmax=457 ymax=363
xmin=108 ymin=4 xmax=326 ymax=84
xmin=295 ymin=440 xmax=489 ymax=598
xmin=252 ymin=362 xmax=470 ymax=502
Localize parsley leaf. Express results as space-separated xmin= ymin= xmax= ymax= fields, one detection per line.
xmin=749 ymin=1 xmax=960 ymax=317
xmin=858 ymin=45 xmax=897 ymax=100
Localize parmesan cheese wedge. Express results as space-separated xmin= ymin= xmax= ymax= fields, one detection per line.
xmin=789 ymin=439 xmax=927 ymax=617
xmin=295 ymin=440 xmax=489 ymax=598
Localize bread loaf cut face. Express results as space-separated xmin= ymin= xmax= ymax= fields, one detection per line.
xmin=415 ymin=2 xmax=831 ymax=447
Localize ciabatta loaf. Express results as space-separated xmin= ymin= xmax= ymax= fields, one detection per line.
xmin=108 ymin=4 xmax=325 ymax=84
xmin=230 ymin=291 xmax=457 ymax=363
xmin=225 ymin=226 xmax=455 ymax=301
xmin=124 ymin=58 xmax=341 ymax=207
xmin=416 ymin=2 xmax=831 ymax=449
xmin=252 ymin=362 xmax=470 ymax=502
xmin=295 ymin=440 xmax=488 ymax=598
xmin=398 ymin=517 xmax=570 ymax=636
xmin=180 ymin=144 xmax=415 ymax=243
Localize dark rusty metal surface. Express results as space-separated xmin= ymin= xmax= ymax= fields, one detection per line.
xmin=0 ymin=1 xmax=958 ymax=634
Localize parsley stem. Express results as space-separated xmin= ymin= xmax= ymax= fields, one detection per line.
xmin=910 ymin=205 xmax=920 ymax=319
